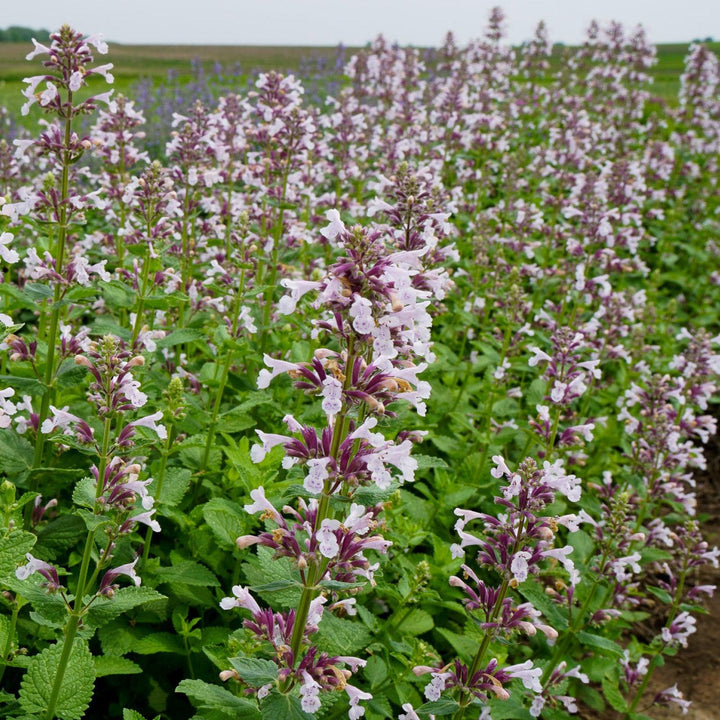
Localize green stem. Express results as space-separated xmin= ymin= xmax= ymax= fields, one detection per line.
xmin=142 ymin=426 xmax=175 ymax=565
xmin=623 ymin=560 xmax=688 ymax=718
xmin=26 ymin=106 xmax=75 ymax=525
xmin=0 ymin=600 xmax=20 ymax=685
xmin=44 ymin=615 xmax=80 ymax=720
xmin=286 ymin=337 xmax=356 ymax=671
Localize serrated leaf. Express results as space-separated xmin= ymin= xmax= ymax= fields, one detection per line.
xmin=157 ymin=329 xmax=205 ymax=348
xmin=242 ymin=547 xmax=301 ymax=609
xmin=0 ymin=529 xmax=36 ymax=577
xmin=85 ymin=586 xmax=167 ymax=628
xmin=156 ymin=560 xmax=219 ymax=587
xmin=0 ymin=374 xmax=44 ymax=395
xmin=397 ymin=608 xmax=434 ymax=635
xmin=155 ymin=467 xmax=191 ymax=505
xmin=202 ymin=498 xmax=247 ymax=550
xmin=435 ymin=627 xmax=477 ymax=663
xmin=123 ymin=709 xmax=148 ymax=720
xmin=72 ymin=477 xmax=96 ymax=509
xmin=0 ymin=429 xmax=34 ymax=477
xmin=315 ymin=611 xmax=371 ymax=655
xmin=24 ymin=282 xmax=54 ymax=300
xmin=56 ymin=365 xmax=88 ymax=390
xmin=94 ymin=655 xmax=142 ymax=677
xmin=576 ymin=631 xmax=624 ymax=657
xmin=177 ymin=679 xmax=260 ymax=717
xmin=646 ymin=586 xmax=673 ymax=604
xmin=260 ymin=690 xmax=311 ymax=720
xmin=228 ymin=657 xmax=278 ymax=686
xmin=601 ymin=674 xmax=628 ymax=712
xmin=417 ymin=698 xmax=460 ymax=716
xmin=517 ymin=581 xmax=568 ymax=630
xmin=19 ymin=638 xmax=95 ymax=720
xmin=76 ymin=509 xmax=111 ymax=532
xmin=216 ymin=410 xmax=255 ymax=433
xmin=414 ymin=454 xmax=449 ymax=470
xmin=6 ymin=576 xmax=68 ymax=623
xmin=488 ymin=693 xmax=534 ymax=719
xmin=251 ymin=579 xmax=301 ymax=593
xmin=364 ymin=655 xmax=387 ymax=687
xmin=132 ymin=632 xmax=185 ymax=655
xmin=34 ymin=515 xmax=86 ymax=561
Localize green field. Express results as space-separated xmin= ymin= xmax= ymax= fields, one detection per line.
xmin=0 ymin=40 xmax=717 ymax=118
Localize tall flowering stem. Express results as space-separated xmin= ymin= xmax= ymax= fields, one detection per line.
xmin=17 ymin=26 xmax=114 ymax=496
xmin=414 ymin=455 xmax=584 ymax=720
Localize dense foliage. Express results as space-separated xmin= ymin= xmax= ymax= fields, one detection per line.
xmin=0 ymin=10 xmax=719 ymax=720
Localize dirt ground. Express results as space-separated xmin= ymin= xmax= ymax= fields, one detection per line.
xmin=579 ymin=427 xmax=720 ymax=720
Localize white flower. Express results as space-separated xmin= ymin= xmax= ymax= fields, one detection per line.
xmin=320 ymin=208 xmax=345 ymax=240
xmin=0 ymin=232 xmax=19 ymax=264
xmin=219 ymin=585 xmax=261 ymax=614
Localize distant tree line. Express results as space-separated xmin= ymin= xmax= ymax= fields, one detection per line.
xmin=0 ymin=26 xmax=51 ymax=42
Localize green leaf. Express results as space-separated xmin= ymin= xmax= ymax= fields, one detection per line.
xmin=0 ymin=374 xmax=44 ymax=395
xmin=0 ymin=529 xmax=36 ymax=577
xmin=491 ymin=397 xmax=518 ymax=418
xmin=414 ymin=455 xmax=449 ymax=470
xmin=72 ymin=477 xmax=97 ymax=510
xmin=435 ymin=627 xmax=477 ymax=663
xmin=156 ymin=560 xmax=219 ymax=587
xmin=56 ymin=364 xmax=88 ymax=390
xmin=517 ymin=581 xmax=569 ymax=630
xmin=177 ymin=679 xmax=260 ymax=718
xmin=228 ymin=657 xmax=278 ymax=686
xmin=123 ymin=710 xmax=148 ymax=720
xmin=646 ymin=586 xmax=673 ymax=604
xmin=24 ymin=282 xmax=54 ymax=300
xmin=601 ymin=674 xmax=628 ymax=712
xmin=364 ymin=655 xmax=387 ymax=687
xmin=155 ymin=467 xmax=191 ymax=505
xmin=216 ymin=410 xmax=255 ymax=433
xmin=488 ymin=693 xmax=534 ymax=719
xmin=34 ymin=515 xmax=86 ymax=561
xmin=202 ymin=498 xmax=247 ymax=550
xmin=85 ymin=586 xmax=167 ymax=628
xmin=19 ymin=638 xmax=95 ymax=720
xmin=157 ymin=329 xmax=206 ymax=348
xmin=315 ymin=611 xmax=371 ymax=655
xmin=417 ymin=698 xmax=460 ymax=716
xmin=6 ymin=576 xmax=67 ymax=624
xmin=93 ymin=655 xmax=142 ymax=677
xmin=0 ymin=429 xmax=34 ymax=477
xmin=396 ymin=608 xmax=434 ymax=636
xmin=76 ymin=509 xmax=112 ymax=532
xmin=260 ymin=690 xmax=311 ymax=720
xmin=576 ymin=631 xmax=624 ymax=657
xmin=242 ymin=547 xmax=301 ymax=608
xmin=132 ymin=632 xmax=185 ymax=655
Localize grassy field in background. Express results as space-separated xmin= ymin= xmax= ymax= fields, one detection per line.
xmin=0 ymin=40 xmax=717 ymax=120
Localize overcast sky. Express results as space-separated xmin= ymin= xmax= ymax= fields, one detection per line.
xmin=4 ymin=0 xmax=718 ymax=46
